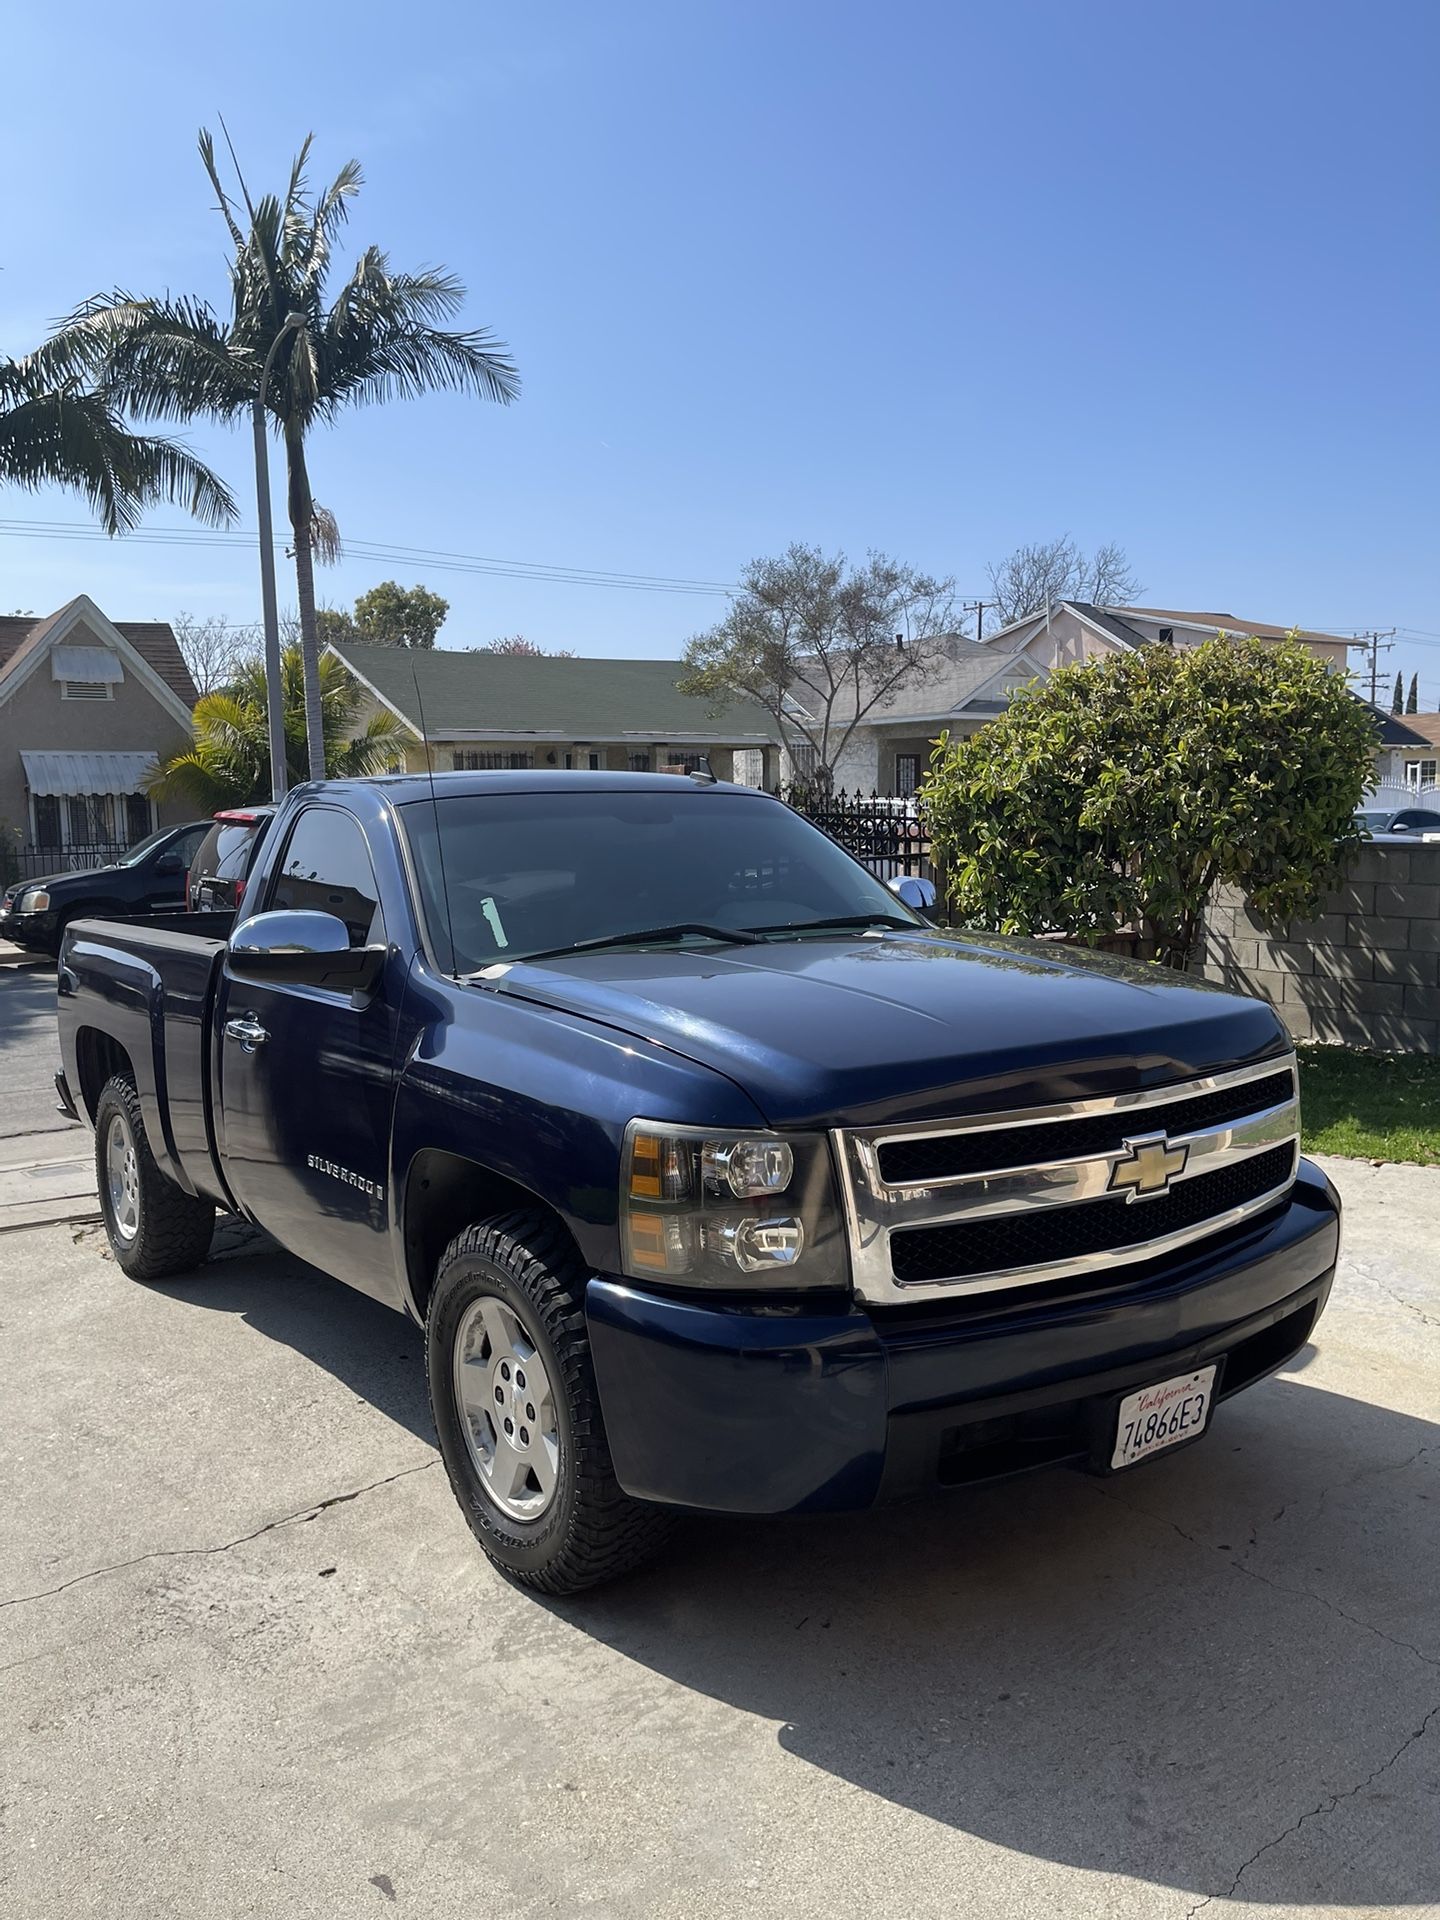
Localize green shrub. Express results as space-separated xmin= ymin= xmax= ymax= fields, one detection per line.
xmin=923 ymin=636 xmax=1377 ymax=970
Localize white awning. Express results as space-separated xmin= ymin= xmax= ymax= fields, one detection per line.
xmin=20 ymin=750 xmax=158 ymax=797
xmin=50 ymin=645 xmax=124 ymax=684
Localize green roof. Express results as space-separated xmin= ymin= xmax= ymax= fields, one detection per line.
xmin=330 ymin=642 xmax=777 ymax=742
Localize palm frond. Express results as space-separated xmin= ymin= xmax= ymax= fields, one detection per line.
xmin=333 ymin=324 xmax=520 ymax=410
xmin=43 ymin=293 xmax=252 ymax=423
xmin=300 ymin=158 xmax=364 ymax=297
xmin=0 ymin=368 xmax=236 ymax=533
xmin=310 ymin=501 xmax=342 ymax=564
xmin=197 ymin=128 xmax=250 ymax=255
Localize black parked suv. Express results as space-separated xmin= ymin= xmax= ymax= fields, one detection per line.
xmin=0 ymin=820 xmax=210 ymax=956
xmin=186 ymin=806 xmax=276 ymax=914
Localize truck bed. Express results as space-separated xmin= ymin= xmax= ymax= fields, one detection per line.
xmin=59 ymin=912 xmax=237 ymax=1206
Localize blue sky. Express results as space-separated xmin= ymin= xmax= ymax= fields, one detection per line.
xmin=4 ymin=0 xmax=1438 ymax=695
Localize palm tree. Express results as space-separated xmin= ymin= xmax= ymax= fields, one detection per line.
xmin=46 ymin=129 xmax=518 ymax=777
xmin=147 ymin=649 xmax=413 ymax=810
xmin=0 ymin=354 xmax=234 ymax=534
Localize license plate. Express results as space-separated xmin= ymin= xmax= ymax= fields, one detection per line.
xmin=1111 ymin=1365 xmax=1217 ymax=1471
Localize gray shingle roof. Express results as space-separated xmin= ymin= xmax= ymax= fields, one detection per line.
xmin=330 ymin=643 xmax=779 ymax=741
xmin=1064 ymin=603 xmax=1152 ymax=649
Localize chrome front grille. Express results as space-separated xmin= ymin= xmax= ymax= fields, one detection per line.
xmin=834 ymin=1056 xmax=1301 ymax=1304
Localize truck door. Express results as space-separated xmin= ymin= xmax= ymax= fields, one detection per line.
xmin=215 ymin=803 xmax=404 ymax=1303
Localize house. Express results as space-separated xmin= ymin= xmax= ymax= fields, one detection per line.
xmin=0 ymin=596 xmax=199 ymax=865
xmin=804 ymin=636 xmax=1040 ymax=794
xmin=326 ymin=642 xmax=782 ymax=783
xmin=978 ymin=602 xmax=1355 ymax=674
xmin=796 ymin=602 xmax=1378 ymax=795
xmin=1375 ymin=709 xmax=1440 ymax=794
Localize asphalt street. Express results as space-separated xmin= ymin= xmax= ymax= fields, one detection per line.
xmin=0 ymin=951 xmax=80 ymax=1142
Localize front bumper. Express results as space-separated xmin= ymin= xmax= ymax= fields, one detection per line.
xmin=585 ymin=1157 xmax=1341 ymax=1514
xmin=1 ymin=910 xmax=58 ymax=947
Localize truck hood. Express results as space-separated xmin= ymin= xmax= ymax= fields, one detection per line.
xmin=4 ymin=863 xmax=119 ymax=901
xmin=493 ymin=930 xmax=1289 ymax=1128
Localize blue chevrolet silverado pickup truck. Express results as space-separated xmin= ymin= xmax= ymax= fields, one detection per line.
xmin=56 ymin=772 xmax=1340 ymax=1592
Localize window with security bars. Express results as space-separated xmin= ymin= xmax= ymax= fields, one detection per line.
xmin=894 ymin=754 xmax=920 ymax=797
xmin=452 ymin=750 xmax=534 ymax=771
xmin=33 ymin=795 xmax=61 ymax=847
xmin=627 ymin=751 xmax=651 ymax=771
xmin=66 ymin=794 xmax=113 ymax=842
xmin=125 ymin=792 xmax=152 ymax=842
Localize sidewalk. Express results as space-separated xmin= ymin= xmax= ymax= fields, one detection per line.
xmin=0 ymin=1127 xmax=97 ymax=1232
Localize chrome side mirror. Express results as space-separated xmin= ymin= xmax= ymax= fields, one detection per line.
xmin=888 ymin=874 xmax=937 ymax=914
xmin=228 ymin=909 xmax=384 ymax=992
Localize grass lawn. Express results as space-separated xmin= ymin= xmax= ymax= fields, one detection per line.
xmin=1297 ymin=1045 xmax=1440 ymax=1167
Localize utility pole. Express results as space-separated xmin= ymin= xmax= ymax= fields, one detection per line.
xmin=969 ymin=599 xmax=997 ymax=643
xmin=1352 ymin=629 xmax=1397 ymax=705
xmin=252 ymin=314 xmax=305 ymax=803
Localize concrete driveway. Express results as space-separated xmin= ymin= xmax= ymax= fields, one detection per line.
xmin=2 ymin=1156 xmax=1437 ymax=1919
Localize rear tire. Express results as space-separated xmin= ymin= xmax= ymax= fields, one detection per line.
xmin=427 ymin=1212 xmax=674 ymax=1593
xmin=94 ymin=1075 xmax=215 ymax=1279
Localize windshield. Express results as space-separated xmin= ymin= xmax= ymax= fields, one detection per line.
xmin=114 ymin=826 xmax=179 ymax=867
xmin=399 ymin=787 xmax=923 ymax=972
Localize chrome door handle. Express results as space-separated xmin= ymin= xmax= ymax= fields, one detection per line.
xmin=224 ymin=1014 xmax=269 ymax=1053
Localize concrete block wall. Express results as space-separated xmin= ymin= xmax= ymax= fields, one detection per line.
xmin=1196 ymin=845 xmax=1440 ymax=1052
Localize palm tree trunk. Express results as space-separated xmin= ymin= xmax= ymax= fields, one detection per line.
xmin=285 ymin=425 xmax=327 ymax=782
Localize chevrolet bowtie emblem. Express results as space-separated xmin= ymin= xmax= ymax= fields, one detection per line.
xmin=1109 ymin=1134 xmax=1189 ymax=1201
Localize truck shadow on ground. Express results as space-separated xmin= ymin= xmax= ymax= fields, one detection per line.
xmin=159 ymin=1245 xmax=1437 ymax=1908
xmin=560 ymin=1378 xmax=1439 ymax=1910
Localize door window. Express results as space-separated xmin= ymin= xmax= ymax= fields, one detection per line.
xmin=894 ymin=754 xmax=920 ymax=797
xmin=267 ymin=808 xmax=384 ymax=945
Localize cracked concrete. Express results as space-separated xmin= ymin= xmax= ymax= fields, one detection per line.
xmin=2 ymin=1152 xmax=1437 ymax=1918
xmin=0 ymin=1461 xmax=440 ymax=1615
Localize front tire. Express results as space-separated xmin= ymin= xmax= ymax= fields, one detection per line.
xmin=427 ymin=1212 xmax=673 ymax=1593
xmin=94 ymin=1075 xmax=215 ymax=1279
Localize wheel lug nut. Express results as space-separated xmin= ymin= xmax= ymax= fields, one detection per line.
xmin=500 ymin=1363 xmax=511 ymax=1381
xmin=515 ymin=1370 xmax=526 ymax=1390
xmin=503 ymin=1417 xmax=513 ymax=1436
xmin=525 ymin=1403 xmax=535 ymax=1421
xmin=519 ymin=1427 xmax=529 ymax=1445
xmin=494 ymin=1386 xmax=503 ymax=1404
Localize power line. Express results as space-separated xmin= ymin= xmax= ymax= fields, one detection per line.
xmin=0 ymin=516 xmax=743 ymax=599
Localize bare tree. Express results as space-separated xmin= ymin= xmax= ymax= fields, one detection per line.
xmin=471 ymin=634 xmax=576 ymax=657
xmin=679 ymin=545 xmax=958 ymax=786
xmin=987 ymin=537 xmax=1144 ymax=626
xmin=172 ymin=611 xmax=263 ymax=697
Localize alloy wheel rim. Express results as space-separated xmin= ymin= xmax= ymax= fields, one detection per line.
xmin=105 ymin=1112 xmax=140 ymax=1244
xmin=452 ymin=1295 xmax=560 ymax=1521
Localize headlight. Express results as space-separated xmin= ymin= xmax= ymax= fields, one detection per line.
xmin=18 ymin=889 xmax=50 ymax=913
xmin=620 ymin=1120 xmax=849 ymax=1291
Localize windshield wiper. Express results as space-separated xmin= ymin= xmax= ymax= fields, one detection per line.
xmin=519 ymin=922 xmax=763 ymax=963
xmin=744 ymin=913 xmax=919 ymax=936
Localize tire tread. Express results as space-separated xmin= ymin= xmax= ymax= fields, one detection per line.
xmin=95 ymin=1075 xmax=215 ymax=1280
xmin=429 ymin=1210 xmax=673 ymax=1593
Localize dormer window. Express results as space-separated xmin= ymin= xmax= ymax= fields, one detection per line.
xmin=1158 ymin=626 xmax=1175 ymax=645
